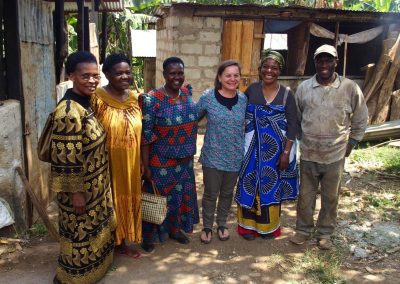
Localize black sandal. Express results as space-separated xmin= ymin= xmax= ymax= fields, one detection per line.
xmin=217 ymin=226 xmax=230 ymax=241
xmin=200 ymin=228 xmax=213 ymax=244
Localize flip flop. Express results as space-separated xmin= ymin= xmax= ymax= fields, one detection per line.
xmin=200 ymin=228 xmax=213 ymax=244
xmin=217 ymin=226 xmax=230 ymax=241
xmin=116 ymin=247 xmax=142 ymax=259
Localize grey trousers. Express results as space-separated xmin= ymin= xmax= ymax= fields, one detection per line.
xmin=202 ymin=166 xmax=238 ymax=229
xmin=295 ymin=158 xmax=345 ymax=239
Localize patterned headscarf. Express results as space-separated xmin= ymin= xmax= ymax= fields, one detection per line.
xmin=260 ymin=49 xmax=285 ymax=71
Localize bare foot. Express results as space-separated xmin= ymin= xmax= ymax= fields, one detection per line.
xmin=115 ymin=243 xmax=141 ymax=259
xmin=200 ymin=228 xmax=212 ymax=244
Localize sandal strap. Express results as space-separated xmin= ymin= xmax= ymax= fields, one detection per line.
xmin=217 ymin=226 xmax=227 ymax=233
xmin=202 ymin=228 xmax=212 ymax=235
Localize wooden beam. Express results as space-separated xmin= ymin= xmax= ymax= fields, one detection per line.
xmin=84 ymin=7 xmax=90 ymax=51
xmin=77 ymin=0 xmax=84 ymax=51
xmin=100 ymin=12 xmax=107 ymax=64
xmin=334 ymin=22 xmax=340 ymax=48
xmin=54 ymin=0 xmax=65 ymax=84
xmin=0 ymin=0 xmax=6 ymax=100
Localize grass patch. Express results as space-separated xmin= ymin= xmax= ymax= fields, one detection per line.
xmin=351 ymin=146 xmax=400 ymax=172
xmin=293 ymin=249 xmax=346 ymax=284
xmin=364 ymin=191 xmax=400 ymax=209
xmin=28 ymin=223 xmax=48 ymax=238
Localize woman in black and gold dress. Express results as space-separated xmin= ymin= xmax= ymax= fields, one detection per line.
xmin=49 ymin=51 xmax=116 ymax=284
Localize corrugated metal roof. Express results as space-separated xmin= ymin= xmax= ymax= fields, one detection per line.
xmin=44 ymin=0 xmax=124 ymax=12
xmin=154 ymin=3 xmax=400 ymax=18
xmin=20 ymin=0 xmax=53 ymax=44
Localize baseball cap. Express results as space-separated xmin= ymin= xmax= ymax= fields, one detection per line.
xmin=314 ymin=44 xmax=338 ymax=59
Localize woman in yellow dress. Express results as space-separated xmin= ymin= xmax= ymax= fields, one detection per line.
xmin=91 ymin=54 xmax=142 ymax=258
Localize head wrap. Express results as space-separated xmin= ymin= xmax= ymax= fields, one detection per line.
xmin=260 ymin=49 xmax=285 ymax=70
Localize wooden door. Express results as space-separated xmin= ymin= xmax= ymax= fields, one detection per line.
xmin=222 ymin=19 xmax=264 ymax=92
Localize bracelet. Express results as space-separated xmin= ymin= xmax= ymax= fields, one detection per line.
xmin=283 ymin=150 xmax=290 ymax=155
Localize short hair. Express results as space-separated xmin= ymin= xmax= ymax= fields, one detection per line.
xmin=163 ymin=57 xmax=184 ymax=71
xmin=65 ymin=51 xmax=97 ymax=75
xmin=102 ymin=53 xmax=131 ymax=73
xmin=214 ymin=60 xmax=241 ymax=90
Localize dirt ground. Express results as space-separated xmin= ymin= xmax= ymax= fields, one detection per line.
xmin=1 ymin=134 xmax=399 ymax=284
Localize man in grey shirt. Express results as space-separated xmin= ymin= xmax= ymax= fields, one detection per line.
xmin=291 ymin=44 xmax=368 ymax=250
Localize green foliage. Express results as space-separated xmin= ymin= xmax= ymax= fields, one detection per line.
xmin=66 ymin=15 xmax=78 ymax=53
xmin=28 ymin=223 xmax=48 ymax=238
xmin=132 ymin=57 xmax=145 ymax=90
xmin=351 ymin=145 xmax=400 ymax=172
xmin=299 ymin=250 xmax=346 ymax=284
xmin=365 ymin=192 xmax=400 ymax=208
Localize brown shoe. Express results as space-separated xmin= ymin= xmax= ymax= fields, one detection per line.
xmin=318 ymin=238 xmax=334 ymax=250
xmin=290 ymin=232 xmax=309 ymax=245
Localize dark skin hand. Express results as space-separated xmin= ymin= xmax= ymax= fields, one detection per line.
xmin=277 ymin=140 xmax=294 ymax=171
xmin=72 ymin=192 xmax=86 ymax=214
xmin=141 ymin=144 xmax=152 ymax=180
xmin=345 ymin=143 xmax=354 ymax=157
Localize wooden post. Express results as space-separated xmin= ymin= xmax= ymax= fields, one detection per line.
xmin=334 ymin=22 xmax=340 ymax=49
xmin=15 ymin=167 xmax=59 ymax=242
xmin=84 ymin=7 xmax=90 ymax=51
xmin=389 ymin=90 xmax=400 ymax=121
xmin=54 ymin=0 xmax=65 ymax=84
xmin=372 ymin=34 xmax=400 ymax=124
xmin=363 ymin=38 xmax=395 ymax=102
xmin=100 ymin=12 xmax=107 ymax=64
xmin=76 ymin=0 xmax=84 ymax=51
xmin=343 ymin=35 xmax=348 ymax=77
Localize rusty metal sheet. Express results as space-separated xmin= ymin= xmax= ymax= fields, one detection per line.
xmin=20 ymin=41 xmax=56 ymax=209
xmin=18 ymin=0 xmax=53 ymax=44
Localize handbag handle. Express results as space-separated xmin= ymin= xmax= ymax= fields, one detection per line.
xmin=142 ymin=180 xmax=161 ymax=196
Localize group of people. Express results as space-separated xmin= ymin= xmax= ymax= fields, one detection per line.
xmin=47 ymin=43 xmax=368 ymax=284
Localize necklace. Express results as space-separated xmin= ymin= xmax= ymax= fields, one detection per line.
xmin=262 ymin=83 xmax=280 ymax=104
xmin=163 ymin=86 xmax=180 ymax=101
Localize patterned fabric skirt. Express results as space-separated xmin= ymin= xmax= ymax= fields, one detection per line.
xmin=56 ymin=190 xmax=116 ymax=284
xmin=142 ymin=157 xmax=199 ymax=243
xmin=237 ymin=194 xmax=282 ymax=237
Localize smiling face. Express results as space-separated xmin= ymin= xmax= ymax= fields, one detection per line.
xmin=106 ymin=62 xmax=132 ymax=92
xmin=163 ymin=63 xmax=185 ymax=92
xmin=69 ymin=62 xmax=100 ymax=96
xmin=260 ymin=58 xmax=280 ymax=85
xmin=218 ymin=65 xmax=241 ymax=92
xmin=315 ymin=53 xmax=337 ymax=85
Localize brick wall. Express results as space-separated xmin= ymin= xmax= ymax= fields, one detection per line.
xmin=156 ymin=9 xmax=223 ymax=100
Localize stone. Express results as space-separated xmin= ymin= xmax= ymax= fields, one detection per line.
xmin=204 ymin=43 xmax=221 ymax=55
xmin=354 ymin=247 xmax=369 ymax=259
xmin=180 ymin=17 xmax=204 ymax=29
xmin=199 ymin=31 xmax=221 ymax=43
xmin=204 ymin=69 xmax=217 ymax=79
xmin=184 ymin=68 xmax=202 ymax=80
xmin=166 ymin=16 xmax=179 ymax=28
xmin=180 ymin=43 xmax=203 ymax=55
xmin=205 ymin=17 xmax=221 ymax=29
xmin=198 ymin=56 xmax=219 ymax=67
xmin=179 ymin=55 xmax=197 ymax=67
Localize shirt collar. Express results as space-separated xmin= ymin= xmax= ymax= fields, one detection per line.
xmin=312 ymin=72 xmax=341 ymax=89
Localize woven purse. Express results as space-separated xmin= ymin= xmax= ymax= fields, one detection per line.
xmin=141 ymin=180 xmax=168 ymax=225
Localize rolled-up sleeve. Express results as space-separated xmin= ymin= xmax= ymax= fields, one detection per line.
xmin=349 ymin=84 xmax=368 ymax=141
xmin=139 ymin=93 xmax=158 ymax=145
